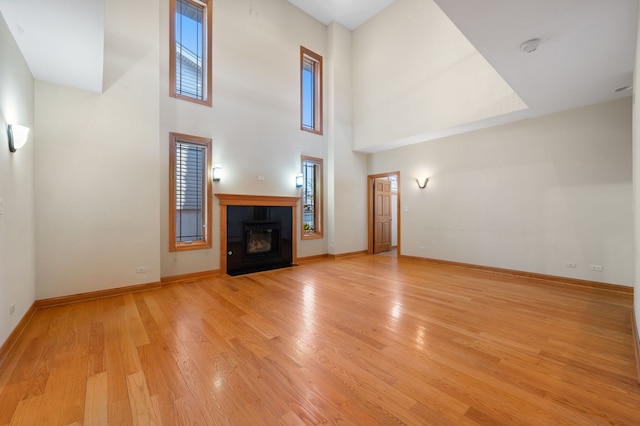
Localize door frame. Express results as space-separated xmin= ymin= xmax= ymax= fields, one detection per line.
xmin=367 ymin=171 xmax=401 ymax=255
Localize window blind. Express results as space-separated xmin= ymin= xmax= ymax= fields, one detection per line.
xmin=175 ymin=142 xmax=206 ymax=242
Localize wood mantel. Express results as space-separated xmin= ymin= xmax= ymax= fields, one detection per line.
xmin=215 ymin=194 xmax=300 ymax=275
xmin=216 ymin=193 xmax=300 ymax=207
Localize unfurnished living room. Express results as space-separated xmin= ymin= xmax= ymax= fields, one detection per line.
xmin=1 ymin=0 xmax=640 ymax=424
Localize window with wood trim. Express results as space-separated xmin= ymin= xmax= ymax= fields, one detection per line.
xmin=300 ymin=47 xmax=323 ymax=134
xmin=170 ymin=0 xmax=212 ymax=106
xmin=170 ymin=133 xmax=212 ymax=251
xmin=301 ymin=156 xmax=323 ymax=239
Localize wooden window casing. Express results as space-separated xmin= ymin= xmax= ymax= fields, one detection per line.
xmin=170 ymin=0 xmax=212 ymax=107
xmin=300 ymin=46 xmax=323 ymax=135
xmin=169 ymin=133 xmax=213 ymax=251
xmin=301 ymin=155 xmax=323 ymax=239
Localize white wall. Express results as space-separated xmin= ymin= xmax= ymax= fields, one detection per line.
xmin=159 ymin=0 xmax=330 ymax=277
xmin=633 ymin=5 xmax=640 ymax=338
xmin=370 ymin=98 xmax=634 ymax=286
xmin=34 ymin=0 xmax=160 ymax=299
xmin=0 ymin=13 xmax=35 ymax=345
xmin=352 ymin=0 xmax=527 ymax=153
xmin=391 ymin=192 xmax=398 ymax=247
xmin=326 ymin=23 xmax=368 ymax=255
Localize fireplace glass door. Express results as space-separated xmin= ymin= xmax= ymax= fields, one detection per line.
xmin=246 ymin=229 xmax=275 ymax=254
xmin=243 ymin=221 xmax=280 ymax=260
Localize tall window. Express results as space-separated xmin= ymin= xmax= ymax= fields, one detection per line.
xmin=301 ymin=156 xmax=323 ymax=239
xmin=170 ymin=0 xmax=212 ymax=106
xmin=170 ymin=133 xmax=212 ymax=251
xmin=300 ymin=47 xmax=323 ymax=134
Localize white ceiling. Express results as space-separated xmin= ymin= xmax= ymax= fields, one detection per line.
xmin=287 ymin=0 xmax=394 ymax=30
xmin=0 ymin=0 xmax=637 ymax=137
xmin=433 ymin=0 xmax=638 ymax=117
xmin=0 ymin=0 xmax=104 ymax=93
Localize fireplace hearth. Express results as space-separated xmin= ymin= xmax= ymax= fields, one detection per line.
xmin=216 ymin=194 xmax=299 ymax=276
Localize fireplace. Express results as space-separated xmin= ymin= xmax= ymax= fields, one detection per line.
xmin=216 ymin=194 xmax=299 ymax=276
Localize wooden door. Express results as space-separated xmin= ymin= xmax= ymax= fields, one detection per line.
xmin=373 ymin=178 xmax=392 ymax=253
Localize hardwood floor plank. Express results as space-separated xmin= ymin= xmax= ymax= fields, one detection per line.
xmin=161 ymin=334 xmax=235 ymax=425
xmin=279 ymin=410 xmax=306 ymax=426
xmin=35 ymin=352 xmax=74 ymax=425
xmin=1 ymin=255 xmax=639 ymax=424
xmin=173 ymin=395 xmax=208 ymax=425
xmin=84 ymin=372 xmax=108 ymax=426
xmin=87 ymin=319 xmax=106 ymax=377
xmin=429 ymin=350 xmax=596 ymax=425
xmin=126 ymin=371 xmax=159 ymax=425
xmin=107 ymin=399 xmax=134 ymax=426
xmin=224 ymin=338 xmax=292 ymax=419
xmin=8 ymin=395 xmax=42 ymax=426
xmin=59 ymin=350 xmax=89 ymax=425
xmin=0 ymin=336 xmax=48 ymax=424
xmin=19 ymin=331 xmax=60 ymax=400
xmin=83 ymin=372 xmax=109 ymax=425
xmin=123 ymin=293 xmax=151 ymax=348
xmin=410 ymin=400 xmax=479 ymax=426
xmin=101 ymin=298 xmax=135 ymax=424
xmin=307 ymin=346 xmax=424 ymax=424
xmin=240 ymin=313 xmax=281 ymax=340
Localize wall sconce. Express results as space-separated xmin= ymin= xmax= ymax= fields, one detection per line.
xmin=295 ymin=175 xmax=303 ymax=188
xmin=416 ymin=177 xmax=429 ymax=189
xmin=212 ymin=164 xmax=222 ymax=181
xmin=7 ymin=124 xmax=30 ymax=153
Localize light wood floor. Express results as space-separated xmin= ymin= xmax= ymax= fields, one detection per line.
xmin=1 ymin=255 xmax=639 ymax=425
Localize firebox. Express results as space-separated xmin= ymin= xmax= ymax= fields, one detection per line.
xmin=244 ymin=221 xmax=280 ymax=258
xmin=227 ymin=205 xmax=293 ymax=275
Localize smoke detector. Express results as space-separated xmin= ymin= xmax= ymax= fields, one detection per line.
xmin=520 ymin=38 xmax=541 ymax=53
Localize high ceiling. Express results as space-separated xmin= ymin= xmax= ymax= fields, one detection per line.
xmin=286 ymin=0 xmax=394 ymax=30
xmin=433 ymin=0 xmax=638 ymax=117
xmin=0 ymin=0 xmax=637 ymax=136
xmin=0 ymin=0 xmax=104 ymax=94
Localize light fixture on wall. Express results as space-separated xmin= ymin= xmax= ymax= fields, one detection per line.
xmin=295 ymin=174 xmax=303 ymax=188
xmin=212 ymin=164 xmax=222 ymax=181
xmin=7 ymin=124 xmax=30 ymax=153
xmin=416 ymin=177 xmax=429 ymax=189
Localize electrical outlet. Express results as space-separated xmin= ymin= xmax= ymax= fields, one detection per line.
xmin=9 ymin=303 xmax=15 ymax=316
xmin=564 ymin=262 xmax=577 ymax=268
xmin=136 ymin=266 xmax=148 ymax=274
xmin=590 ymin=264 xmax=603 ymax=272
